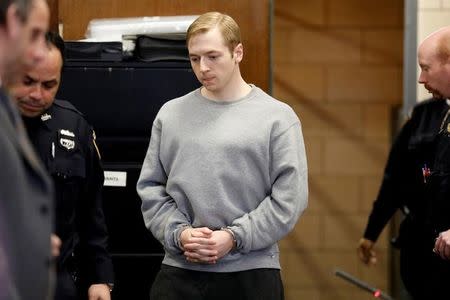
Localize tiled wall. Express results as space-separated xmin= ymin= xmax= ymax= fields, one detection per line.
xmin=273 ymin=0 xmax=404 ymax=299
xmin=417 ymin=0 xmax=450 ymax=100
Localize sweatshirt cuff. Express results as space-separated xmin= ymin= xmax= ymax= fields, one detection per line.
xmin=173 ymin=224 xmax=191 ymax=251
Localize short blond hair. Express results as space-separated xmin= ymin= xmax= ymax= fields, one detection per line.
xmin=187 ymin=12 xmax=241 ymax=54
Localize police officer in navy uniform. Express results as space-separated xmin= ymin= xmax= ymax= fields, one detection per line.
xmin=5 ymin=31 xmax=114 ymax=300
xmin=357 ymin=26 xmax=450 ymax=299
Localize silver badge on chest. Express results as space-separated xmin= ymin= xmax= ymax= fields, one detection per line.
xmin=58 ymin=129 xmax=76 ymax=151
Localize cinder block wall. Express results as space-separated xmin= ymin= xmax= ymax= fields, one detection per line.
xmin=272 ymin=1 xmax=404 ymax=299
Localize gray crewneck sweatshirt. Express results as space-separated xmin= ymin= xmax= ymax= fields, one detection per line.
xmin=137 ymin=85 xmax=308 ymax=272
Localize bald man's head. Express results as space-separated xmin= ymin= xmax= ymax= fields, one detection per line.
xmin=422 ymin=27 xmax=450 ymax=61
xmin=418 ymin=26 xmax=450 ymax=99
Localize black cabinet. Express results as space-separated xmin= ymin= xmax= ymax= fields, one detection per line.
xmin=58 ymin=61 xmax=200 ymax=162
xmin=57 ymin=60 xmax=200 ymax=299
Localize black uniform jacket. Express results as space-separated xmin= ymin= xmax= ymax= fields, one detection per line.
xmin=0 ymin=88 xmax=54 ymax=300
xmin=23 ymin=99 xmax=114 ymax=287
xmin=364 ymin=98 xmax=450 ymax=246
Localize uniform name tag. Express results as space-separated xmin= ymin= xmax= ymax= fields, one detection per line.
xmin=104 ymin=171 xmax=127 ymax=187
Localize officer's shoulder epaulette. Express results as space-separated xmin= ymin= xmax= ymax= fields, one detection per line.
xmin=53 ymin=99 xmax=87 ymax=119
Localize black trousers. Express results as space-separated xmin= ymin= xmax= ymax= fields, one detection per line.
xmin=54 ymin=265 xmax=87 ymax=300
xmin=54 ymin=268 xmax=78 ymax=300
xmin=150 ymin=264 xmax=284 ymax=300
xmin=400 ymin=238 xmax=450 ymax=299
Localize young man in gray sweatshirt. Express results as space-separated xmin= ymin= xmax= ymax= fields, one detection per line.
xmin=137 ymin=11 xmax=308 ymax=300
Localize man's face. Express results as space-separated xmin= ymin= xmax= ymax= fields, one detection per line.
xmin=21 ymin=0 xmax=49 ymax=68
xmin=4 ymin=0 xmax=49 ymax=81
xmin=9 ymin=46 xmax=62 ymax=118
xmin=188 ymin=27 xmax=242 ymax=96
xmin=418 ymin=42 xmax=450 ymax=99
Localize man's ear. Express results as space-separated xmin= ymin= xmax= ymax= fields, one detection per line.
xmin=5 ymin=4 xmax=21 ymax=40
xmin=233 ymin=43 xmax=243 ymax=63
